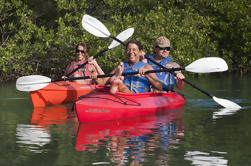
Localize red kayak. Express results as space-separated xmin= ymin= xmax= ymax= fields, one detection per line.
xmin=75 ymin=86 xmax=185 ymax=123
xmin=30 ymin=81 xmax=95 ymax=107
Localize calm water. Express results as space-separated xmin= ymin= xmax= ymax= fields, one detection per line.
xmin=0 ymin=73 xmax=250 ymax=166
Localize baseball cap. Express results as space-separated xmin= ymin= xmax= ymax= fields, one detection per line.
xmin=154 ymin=36 xmax=170 ymax=47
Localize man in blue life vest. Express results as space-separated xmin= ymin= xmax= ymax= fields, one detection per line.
xmin=104 ymin=40 xmax=163 ymax=94
xmin=144 ymin=36 xmax=185 ymax=92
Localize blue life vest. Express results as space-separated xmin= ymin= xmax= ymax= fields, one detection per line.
xmin=123 ymin=62 xmax=151 ymax=93
xmin=146 ymin=54 xmax=175 ymax=91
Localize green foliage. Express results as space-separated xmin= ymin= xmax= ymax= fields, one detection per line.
xmin=203 ymin=0 xmax=250 ymax=74
xmin=0 ymin=0 xmax=250 ymax=81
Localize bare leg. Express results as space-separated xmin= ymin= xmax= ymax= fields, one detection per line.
xmin=110 ymin=64 xmax=124 ymax=94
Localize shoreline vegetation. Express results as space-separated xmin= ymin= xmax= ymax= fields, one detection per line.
xmin=0 ymin=0 xmax=250 ymax=82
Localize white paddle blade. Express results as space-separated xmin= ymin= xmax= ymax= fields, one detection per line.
xmin=108 ymin=28 xmax=134 ymax=49
xmin=185 ymin=57 xmax=228 ymax=73
xmin=82 ymin=14 xmax=111 ymax=38
xmin=16 ymin=75 xmax=51 ymax=92
xmin=213 ymin=96 xmax=242 ymax=109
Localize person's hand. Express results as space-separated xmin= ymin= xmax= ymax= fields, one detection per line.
xmin=140 ymin=50 xmax=145 ymax=57
xmin=166 ymin=62 xmax=184 ymax=79
xmin=87 ymin=56 xmax=94 ymax=62
xmin=61 ymin=75 xmax=68 ymax=79
xmin=175 ymin=72 xmax=185 ymax=80
xmin=88 ymin=56 xmax=97 ymax=66
xmin=138 ymin=68 xmax=148 ymax=77
xmin=166 ymin=62 xmax=180 ymax=68
xmin=116 ymin=62 xmax=124 ymax=74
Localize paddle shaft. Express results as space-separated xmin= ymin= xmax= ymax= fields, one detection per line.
xmin=53 ymin=68 xmax=185 ymax=82
xmin=110 ymin=35 xmax=126 ymax=47
xmin=181 ymin=79 xmax=212 ymax=98
xmin=145 ymin=57 xmax=213 ymax=98
xmin=66 ymin=48 xmax=109 ymax=77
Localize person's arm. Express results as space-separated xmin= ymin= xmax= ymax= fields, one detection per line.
xmin=88 ymin=58 xmax=106 ymax=85
xmin=166 ymin=62 xmax=185 ymax=89
xmin=88 ymin=57 xmax=104 ymax=75
xmin=142 ymin=65 xmax=163 ymax=91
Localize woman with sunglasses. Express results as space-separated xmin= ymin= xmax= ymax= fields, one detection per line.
xmin=144 ymin=36 xmax=185 ymax=92
xmin=63 ymin=43 xmax=104 ymax=84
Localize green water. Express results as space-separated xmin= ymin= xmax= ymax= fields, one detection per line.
xmin=0 ymin=73 xmax=250 ymax=166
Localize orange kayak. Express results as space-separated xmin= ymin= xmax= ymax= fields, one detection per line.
xmin=30 ymin=81 xmax=95 ymax=107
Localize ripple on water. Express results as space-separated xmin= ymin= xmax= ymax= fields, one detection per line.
xmin=186 ymin=99 xmax=217 ymax=110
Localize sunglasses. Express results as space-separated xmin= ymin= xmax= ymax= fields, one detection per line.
xmin=156 ymin=46 xmax=170 ymax=51
xmin=76 ymin=49 xmax=86 ymax=53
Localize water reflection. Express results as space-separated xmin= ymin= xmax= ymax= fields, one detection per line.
xmin=16 ymin=124 xmax=50 ymax=153
xmin=30 ymin=105 xmax=73 ymax=125
xmin=184 ymin=151 xmax=228 ymax=166
xmin=16 ymin=105 xmax=77 ymax=153
xmin=76 ymin=109 xmax=184 ymax=165
xmin=212 ymin=108 xmax=240 ymax=119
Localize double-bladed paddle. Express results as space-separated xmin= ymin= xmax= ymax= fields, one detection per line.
xmin=66 ymin=27 xmax=134 ymax=77
xmin=16 ymin=57 xmax=228 ymax=92
xmin=80 ymin=14 xmax=241 ymax=109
